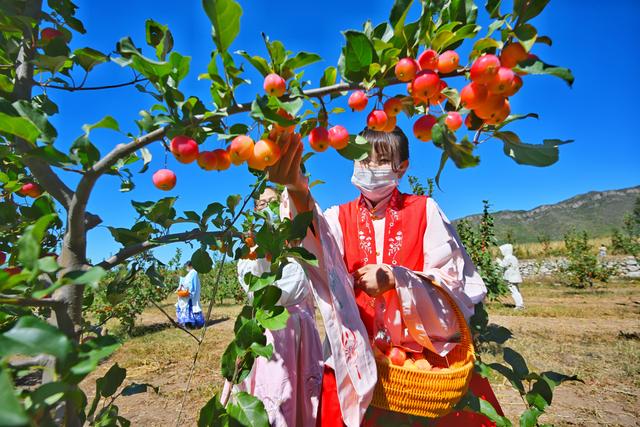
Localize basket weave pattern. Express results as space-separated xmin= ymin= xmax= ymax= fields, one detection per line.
xmin=370 ymin=282 xmax=475 ymax=418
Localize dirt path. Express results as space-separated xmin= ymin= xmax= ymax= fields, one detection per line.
xmin=82 ymin=281 xmax=640 ymax=426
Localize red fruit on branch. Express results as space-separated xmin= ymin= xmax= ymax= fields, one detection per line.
xmin=437 ymin=50 xmax=460 ymax=74
xmin=254 ymin=139 xmax=281 ymax=167
xmin=470 ymin=54 xmax=501 ymax=84
xmin=383 ymin=97 xmax=404 ymax=117
xmin=445 ymin=112 xmax=463 ymax=131
xmin=197 ymin=151 xmax=218 ymax=171
xmin=152 ymin=169 xmax=177 ymax=191
xmin=465 ymin=113 xmax=484 ymax=130
xmin=367 ymin=110 xmax=388 ymax=131
xmin=504 ymin=74 xmax=523 ymax=96
xmin=413 ymin=115 xmax=437 ymax=142
xmin=273 ymin=108 xmax=296 ymax=133
xmin=213 ymin=149 xmax=231 ymax=171
xmin=348 ymin=90 xmax=368 ymax=111
xmin=328 ymin=125 xmax=349 ymax=150
xmin=394 ymin=57 xmax=419 ymax=82
xmin=382 ymin=115 xmax=397 ymax=132
xmin=263 ymin=73 xmax=286 ymax=97
xmin=309 ymin=126 xmax=330 ymax=152
xmin=500 ymin=42 xmax=528 ymax=68
xmin=40 ymin=28 xmax=63 ymax=42
xmin=18 ymin=182 xmax=43 ymax=198
xmin=228 ymin=135 xmax=255 ymax=165
xmin=0 ymin=252 xmax=6 ymax=265
xmin=411 ymin=70 xmax=440 ymax=100
xmin=487 ymin=67 xmax=516 ymax=95
xmin=170 ymin=135 xmax=199 ymax=164
xmin=460 ymin=82 xmax=488 ymax=109
xmin=484 ymin=99 xmax=511 ymax=125
xmin=417 ymin=49 xmax=439 ymax=71
xmin=474 ymin=94 xmax=508 ymax=121
xmin=429 ymin=80 xmax=448 ymax=105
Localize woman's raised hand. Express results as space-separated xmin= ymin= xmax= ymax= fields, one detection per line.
xmin=265 ymin=129 xmax=304 ymax=191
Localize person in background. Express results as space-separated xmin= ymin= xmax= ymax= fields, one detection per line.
xmin=497 ymin=244 xmax=525 ymax=310
xmin=598 ymin=244 xmax=607 ymax=258
xmin=224 ymin=185 xmax=324 ymax=426
xmin=175 ymin=261 xmax=205 ymax=328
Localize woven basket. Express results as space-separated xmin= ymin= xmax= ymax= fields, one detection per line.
xmin=370 ymin=281 xmax=475 ymax=418
xmin=177 ymin=289 xmax=190 ymax=298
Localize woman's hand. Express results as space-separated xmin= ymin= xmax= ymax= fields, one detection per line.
xmin=266 ymin=129 xmax=305 ymax=191
xmin=266 ymin=129 xmax=311 ymax=213
xmin=353 ymin=264 xmax=396 ymax=297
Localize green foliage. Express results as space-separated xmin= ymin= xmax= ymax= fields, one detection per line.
xmin=562 ymin=229 xmax=615 ymax=287
xmin=467 ymin=302 xmax=581 ymax=427
xmin=611 ymin=196 xmax=640 ymax=258
xmin=456 ymin=201 xmax=508 ymax=298
xmin=86 ymin=254 xmax=179 ymax=335
xmin=407 ymin=175 xmax=434 ymax=197
xmin=201 ymin=260 xmax=245 ymax=305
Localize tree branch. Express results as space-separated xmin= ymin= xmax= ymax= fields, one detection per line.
xmin=35 ymin=77 xmax=149 ymax=92
xmin=0 ymin=294 xmax=64 ymax=308
xmin=149 ymin=300 xmax=200 ymax=343
xmin=96 ymin=229 xmax=227 ymax=271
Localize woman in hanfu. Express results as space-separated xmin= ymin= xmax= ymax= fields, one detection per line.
xmin=266 ymin=126 xmax=504 ymax=426
xmin=175 ymin=261 xmax=205 ymax=329
xmin=222 ymin=185 xmax=324 ymax=426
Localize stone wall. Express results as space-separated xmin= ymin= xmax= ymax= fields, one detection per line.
xmin=519 ymin=256 xmax=639 ymax=279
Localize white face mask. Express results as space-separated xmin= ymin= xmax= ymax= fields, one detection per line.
xmin=351 ymin=163 xmax=399 ymax=202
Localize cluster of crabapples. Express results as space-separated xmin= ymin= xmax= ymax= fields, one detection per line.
xmin=373 ymin=344 xmax=445 ymax=372
xmin=152 ymin=74 xmax=351 ymax=191
xmin=349 ymin=43 xmax=530 ymax=143
xmin=152 ymin=43 xmax=531 ymax=191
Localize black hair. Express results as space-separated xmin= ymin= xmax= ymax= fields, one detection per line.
xmin=358 ymin=126 xmax=410 ymax=172
xmin=185 ymin=261 xmax=192 ymax=268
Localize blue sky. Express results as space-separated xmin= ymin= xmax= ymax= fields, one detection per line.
xmin=40 ymin=1 xmax=639 ymax=264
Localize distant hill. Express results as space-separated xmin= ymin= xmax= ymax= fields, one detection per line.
xmin=454 ymin=185 xmax=640 ymax=243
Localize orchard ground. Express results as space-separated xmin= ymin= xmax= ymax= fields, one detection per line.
xmin=81 ymin=278 xmax=640 ymax=426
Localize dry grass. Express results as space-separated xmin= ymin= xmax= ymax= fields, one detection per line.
xmin=508 ymin=236 xmax=614 ymax=259
xmin=81 ymin=280 xmax=640 ymax=426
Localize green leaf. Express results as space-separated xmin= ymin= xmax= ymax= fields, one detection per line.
xmin=17 ymin=213 xmax=56 ymax=271
xmin=82 ymin=116 xmax=120 ymax=134
xmin=191 ymin=248 xmax=213 ymax=273
xmin=434 ymin=151 xmax=448 ymax=189
xmin=236 ymin=50 xmax=270 ymax=76
xmin=513 ymin=0 xmax=550 ymax=24
xmin=227 ymin=392 xmax=270 ymax=427
xmin=284 ymin=247 xmax=318 ymax=267
xmin=341 ymin=31 xmax=374 ymax=81
xmin=284 ymin=51 xmax=321 ymax=71
xmin=0 ymin=75 xmax=14 ymax=93
xmin=97 ymin=363 xmax=126 ymax=397
xmin=514 ymin=57 xmax=574 ymax=87
xmin=236 ymin=319 xmax=266 ymax=350
xmin=145 ymin=19 xmax=174 ymax=61
xmin=256 ymin=306 xmax=289 ymax=330
xmin=513 ymin=23 xmax=537 ymax=51
xmin=0 ymin=112 xmax=40 ymax=143
xmin=72 ymin=335 xmax=121 ymax=376
xmin=289 ymin=211 xmax=313 ymax=240
xmin=519 ymin=407 xmax=542 ymax=427
xmin=389 ymin=0 xmax=414 ymax=37
xmin=0 ymin=316 xmax=72 ymax=363
xmin=249 ymin=342 xmax=273 ymax=359
xmin=0 ymin=368 xmax=28 ymax=427
xmin=73 ymin=47 xmax=108 ymax=72
xmin=13 ymin=100 xmax=57 ymax=143
xmin=338 ymin=134 xmax=371 ymax=161
xmin=432 ymin=125 xmax=479 ymax=169
xmin=503 ymin=347 xmax=529 ymax=378
xmin=198 ymin=392 xmax=228 ymax=427
xmin=493 ymin=131 xmax=572 ymax=167
xmin=202 ymin=0 xmax=243 ymax=52
xmin=320 ymin=66 xmax=337 ymax=87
